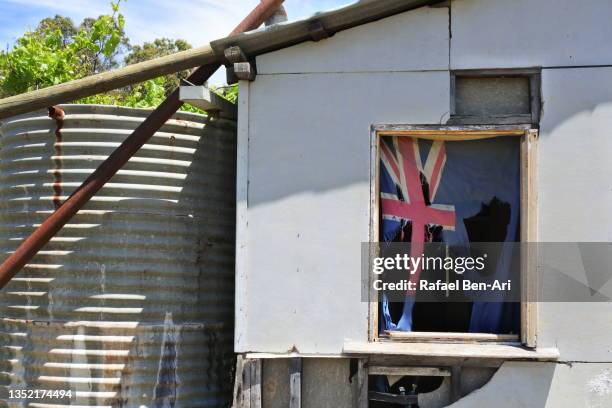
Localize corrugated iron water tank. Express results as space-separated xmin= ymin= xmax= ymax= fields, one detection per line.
xmin=0 ymin=105 xmax=237 ymax=407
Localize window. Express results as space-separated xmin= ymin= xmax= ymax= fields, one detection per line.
xmin=367 ymin=125 xmax=538 ymax=348
xmin=449 ymin=69 xmax=541 ymax=126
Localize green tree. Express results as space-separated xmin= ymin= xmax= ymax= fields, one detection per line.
xmin=0 ymin=1 xmax=236 ymax=112
xmin=0 ymin=1 xmax=127 ymax=97
xmin=210 ymin=84 xmax=238 ymax=104
xmin=34 ymin=15 xmax=77 ymax=45
xmin=78 ymin=12 xmax=130 ymax=74
xmin=125 ymin=38 xmax=191 ymax=96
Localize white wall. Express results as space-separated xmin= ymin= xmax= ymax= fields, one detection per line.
xmin=450 ymin=0 xmax=612 ymax=365
xmin=450 ymin=0 xmax=612 ymax=69
xmin=536 ymin=67 xmax=612 ymax=363
xmin=449 ymin=362 xmax=612 ymax=408
xmin=257 ymin=6 xmax=449 ymax=74
xmin=238 ymin=1 xmax=612 ymax=405
xmin=538 ymin=67 xmax=612 ymax=243
xmin=237 ymin=6 xmax=451 ymax=354
xmin=455 ymin=65 xmax=612 ymax=401
xmin=240 ymin=70 xmax=450 ymax=353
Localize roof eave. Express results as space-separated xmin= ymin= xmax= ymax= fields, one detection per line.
xmin=211 ymin=0 xmax=446 ymax=60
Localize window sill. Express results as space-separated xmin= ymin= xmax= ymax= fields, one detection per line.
xmin=383 ymin=331 xmax=520 ymax=343
xmin=343 ymin=340 xmax=559 ymax=365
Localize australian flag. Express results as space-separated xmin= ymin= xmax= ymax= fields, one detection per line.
xmin=379 ymin=136 xmax=521 ymax=334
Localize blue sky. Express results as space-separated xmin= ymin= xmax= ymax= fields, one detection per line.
xmin=0 ymin=0 xmax=350 ymax=84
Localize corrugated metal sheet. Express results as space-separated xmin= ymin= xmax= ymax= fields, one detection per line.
xmin=0 ymin=105 xmax=237 ymax=407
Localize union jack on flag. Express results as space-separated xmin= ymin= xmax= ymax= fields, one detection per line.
xmin=379 ymin=137 xmax=456 ymax=289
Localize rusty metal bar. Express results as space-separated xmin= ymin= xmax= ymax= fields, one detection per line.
xmin=0 ymin=0 xmax=285 ymax=289
xmin=232 ymin=0 xmax=284 ymax=35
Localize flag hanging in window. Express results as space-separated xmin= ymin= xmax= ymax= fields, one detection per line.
xmin=379 ymin=136 xmax=521 ymax=334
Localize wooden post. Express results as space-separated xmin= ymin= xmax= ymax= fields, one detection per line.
xmin=232 ymin=355 xmax=246 ymax=407
xmin=232 ymin=356 xmax=262 ymax=408
xmin=357 ymin=359 xmax=368 ymax=408
xmin=249 ymin=359 xmax=262 ymax=408
xmin=0 ymin=46 xmax=216 ymax=119
xmin=450 ymin=365 xmax=462 ymax=403
xmin=234 ymin=62 xmax=257 ymax=81
xmin=289 ymin=357 xmax=302 ymax=408
xmin=224 ymin=46 xmax=249 ymax=64
xmin=521 ymin=129 xmax=539 ymax=348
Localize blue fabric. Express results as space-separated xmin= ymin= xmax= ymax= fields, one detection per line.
xmin=380 ymin=137 xmax=520 ymax=333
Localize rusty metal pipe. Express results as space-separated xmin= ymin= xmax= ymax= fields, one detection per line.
xmin=232 ymin=0 xmax=285 ymax=35
xmin=0 ymin=0 xmax=285 ymax=289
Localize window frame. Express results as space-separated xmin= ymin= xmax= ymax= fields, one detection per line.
xmin=368 ymin=124 xmax=539 ymax=348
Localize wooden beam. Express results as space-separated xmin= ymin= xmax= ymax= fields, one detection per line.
xmin=521 ymin=129 xmax=539 ymax=348
xmin=0 ymin=46 xmax=219 ymax=120
xmin=232 ymin=355 xmax=246 ymax=407
xmin=308 ymin=19 xmax=330 ymax=41
xmin=357 ymin=359 xmax=368 ymax=408
xmin=1 ymin=0 xmax=444 ymax=119
xmin=178 ymin=85 xmax=237 ymax=120
xmin=385 ymin=331 xmax=519 ymax=343
xmin=369 ymin=354 xmax=507 ymax=368
xmin=377 ymin=127 xmax=527 ymax=139
xmin=244 ymin=352 xmax=345 ymax=359
xmin=233 ymin=357 xmax=262 ymax=408
xmin=450 ymin=366 xmax=462 ymax=402
xmin=224 ymin=46 xmax=249 ymax=63
xmin=343 ymin=340 xmax=559 ymax=361
xmin=210 ymin=0 xmax=442 ymax=59
xmin=234 ymin=62 xmax=257 ymax=81
xmin=0 ymin=0 xmax=287 ymax=119
xmin=249 ymin=359 xmax=262 ymax=408
xmin=368 ymin=366 xmax=451 ymax=377
xmin=369 ymin=391 xmax=417 ymax=405
xmin=368 ymin=128 xmax=381 ymax=342
xmin=289 ymin=357 xmax=302 ymax=408
xmin=226 ymin=66 xmax=239 ymax=85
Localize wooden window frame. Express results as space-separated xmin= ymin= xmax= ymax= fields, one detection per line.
xmin=368 ymin=124 xmax=539 ymax=348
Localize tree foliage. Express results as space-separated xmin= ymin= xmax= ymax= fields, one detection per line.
xmin=0 ymin=2 xmax=128 ymax=97
xmin=125 ymin=38 xmax=191 ymax=96
xmin=0 ymin=1 xmax=237 ymax=112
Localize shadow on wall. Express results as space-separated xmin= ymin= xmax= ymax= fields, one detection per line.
xmin=245 ymin=67 xmax=612 ymax=212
